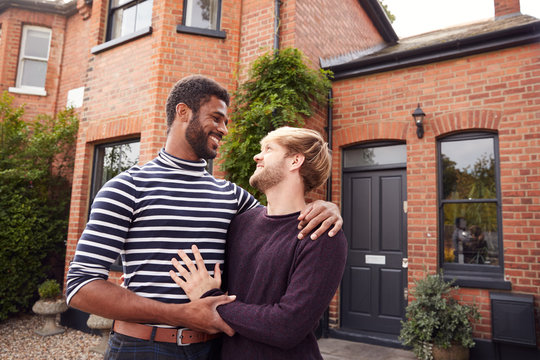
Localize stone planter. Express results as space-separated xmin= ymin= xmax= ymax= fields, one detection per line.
xmin=32 ymin=299 xmax=68 ymax=336
xmin=87 ymin=314 xmax=114 ymax=354
xmin=432 ymin=343 xmax=469 ymax=360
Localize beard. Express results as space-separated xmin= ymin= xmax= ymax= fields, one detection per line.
xmin=185 ymin=112 xmax=218 ymax=160
xmin=249 ymin=160 xmax=286 ymax=193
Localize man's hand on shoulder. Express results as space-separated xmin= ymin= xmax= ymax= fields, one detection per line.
xmin=297 ymin=200 xmax=343 ymax=240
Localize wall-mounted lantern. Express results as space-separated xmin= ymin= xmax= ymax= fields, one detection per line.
xmin=412 ymin=104 xmax=425 ymax=139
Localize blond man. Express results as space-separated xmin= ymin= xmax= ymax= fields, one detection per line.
xmin=171 ymin=126 xmax=347 ymax=359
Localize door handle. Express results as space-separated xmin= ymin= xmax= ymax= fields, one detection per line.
xmin=402 ymin=258 xmax=408 ymax=268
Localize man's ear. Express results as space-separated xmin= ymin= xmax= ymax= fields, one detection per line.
xmin=175 ymin=103 xmax=192 ymax=123
xmin=290 ymin=153 xmax=305 ymax=171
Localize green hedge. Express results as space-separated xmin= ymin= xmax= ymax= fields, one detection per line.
xmin=0 ymin=92 xmax=78 ymax=321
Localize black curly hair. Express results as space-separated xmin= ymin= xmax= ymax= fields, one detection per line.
xmin=165 ymin=75 xmax=230 ymax=132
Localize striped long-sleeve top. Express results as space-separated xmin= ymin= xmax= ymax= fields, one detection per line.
xmin=66 ymin=149 xmax=259 ymax=311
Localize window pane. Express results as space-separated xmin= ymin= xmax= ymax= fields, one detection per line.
xmin=24 ymin=29 xmax=50 ymax=59
xmin=442 ymin=203 xmax=499 ymax=266
xmin=20 ymin=59 xmax=47 ymax=87
xmin=344 ymin=144 xmax=406 ymax=168
xmin=100 ymin=142 xmax=140 ymax=186
xmin=136 ymin=0 xmax=153 ymax=31
xmin=441 ymin=137 xmax=495 ymax=200
xmin=110 ymin=0 xmax=152 ymax=40
xmin=185 ymin=0 xmax=218 ymax=30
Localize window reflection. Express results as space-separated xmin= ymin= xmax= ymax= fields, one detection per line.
xmin=439 ymin=133 xmax=500 ymax=269
xmin=344 ymin=144 xmax=406 ymax=168
xmin=91 ymin=141 xmax=140 ymax=204
xmin=109 ymin=0 xmax=153 ymax=40
xmin=185 ymin=0 xmax=219 ymax=30
xmin=441 ymin=138 xmax=495 ymax=200
xmin=442 ymin=204 xmax=498 ymax=265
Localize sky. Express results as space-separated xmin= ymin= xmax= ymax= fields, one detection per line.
xmin=383 ymin=0 xmax=540 ymax=38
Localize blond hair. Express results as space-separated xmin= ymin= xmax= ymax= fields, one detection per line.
xmin=261 ymin=126 xmax=331 ymax=193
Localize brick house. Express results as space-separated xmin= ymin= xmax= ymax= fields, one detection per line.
xmin=1 ymin=0 xmax=538 ymax=358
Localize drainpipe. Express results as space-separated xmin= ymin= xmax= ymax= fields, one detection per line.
xmin=274 ymin=0 xmax=280 ymax=51
xmin=326 ymin=88 xmax=333 ymax=203
xmin=321 ymin=88 xmax=334 ymax=339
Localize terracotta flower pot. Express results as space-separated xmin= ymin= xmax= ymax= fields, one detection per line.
xmin=432 ymin=343 xmax=469 ymax=360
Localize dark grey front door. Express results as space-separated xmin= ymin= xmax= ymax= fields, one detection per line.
xmin=341 ymin=168 xmax=407 ymax=337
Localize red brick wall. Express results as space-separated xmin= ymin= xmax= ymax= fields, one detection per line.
xmin=495 ymin=0 xmax=521 ymax=18
xmin=55 ymin=10 xmax=90 ymax=114
xmin=291 ymin=0 xmax=384 ymax=66
xmin=236 ymin=0 xmax=275 ymax=82
xmin=330 ymin=43 xmax=540 ymax=343
xmin=0 ymin=8 xmax=67 ymax=120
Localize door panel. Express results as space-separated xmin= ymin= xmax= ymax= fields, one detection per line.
xmin=341 ymin=169 xmax=407 ymax=337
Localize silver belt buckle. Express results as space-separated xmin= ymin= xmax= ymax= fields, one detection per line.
xmin=176 ymin=328 xmax=190 ymax=346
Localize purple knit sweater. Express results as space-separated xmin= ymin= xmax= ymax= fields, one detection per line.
xmin=208 ymin=206 xmax=347 ymax=359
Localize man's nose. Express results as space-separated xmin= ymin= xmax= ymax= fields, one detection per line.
xmin=218 ymin=120 xmax=228 ymax=136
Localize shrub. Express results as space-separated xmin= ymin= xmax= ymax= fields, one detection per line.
xmin=38 ymin=280 xmax=62 ymax=300
xmin=0 ymin=92 xmax=78 ymax=320
xmin=220 ymin=48 xmax=332 ymax=202
xmin=399 ymin=271 xmax=480 ymax=360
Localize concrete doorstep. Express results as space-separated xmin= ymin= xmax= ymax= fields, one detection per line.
xmin=318 ymin=338 xmax=416 ymax=360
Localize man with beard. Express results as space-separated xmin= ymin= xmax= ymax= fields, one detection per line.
xmin=170 ymin=126 xmax=348 ymax=360
xmin=66 ymin=76 xmax=343 ymax=360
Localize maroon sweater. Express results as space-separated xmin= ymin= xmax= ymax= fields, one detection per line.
xmin=210 ymin=206 xmax=347 ymax=359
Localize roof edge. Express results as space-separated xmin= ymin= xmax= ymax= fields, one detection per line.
xmin=0 ymin=0 xmax=78 ymax=16
xmin=328 ymin=20 xmax=540 ymax=80
xmin=357 ymin=0 xmax=398 ymax=44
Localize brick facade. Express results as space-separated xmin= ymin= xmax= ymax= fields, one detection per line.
xmin=330 ymin=43 xmax=540 ymax=344
xmin=0 ymin=7 xmax=71 ymax=119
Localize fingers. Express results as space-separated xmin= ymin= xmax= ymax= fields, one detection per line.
xmin=297 ymin=200 xmax=343 ymax=240
xmin=171 ymin=256 xmax=191 ymax=280
xmin=169 ymin=269 xmax=186 ymax=288
xmin=328 ymin=217 xmax=343 ymax=237
xmin=214 ymin=263 xmax=222 ymax=284
xmin=297 ymin=201 xmax=315 ymax=223
xmin=177 ymin=248 xmax=198 ymax=274
xmin=191 ymin=245 xmax=208 ymax=276
xmin=298 ymin=212 xmax=330 ymax=240
xmin=309 ymin=216 xmax=339 ymax=240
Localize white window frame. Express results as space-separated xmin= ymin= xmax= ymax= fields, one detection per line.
xmin=9 ymin=25 xmax=52 ymax=96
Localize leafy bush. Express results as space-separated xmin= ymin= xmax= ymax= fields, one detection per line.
xmin=399 ymin=271 xmax=480 ymax=360
xmin=38 ymin=279 xmax=62 ymax=300
xmin=0 ymin=92 xmax=78 ymax=320
xmin=220 ymin=48 xmax=332 ymax=202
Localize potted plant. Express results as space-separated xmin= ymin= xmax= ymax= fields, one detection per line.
xmin=32 ymin=279 xmax=68 ymax=336
xmin=399 ymin=271 xmax=480 ymax=360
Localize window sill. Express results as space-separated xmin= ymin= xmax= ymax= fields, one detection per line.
xmin=91 ymin=26 xmax=153 ymax=55
xmin=443 ymin=273 xmax=512 ymax=290
xmin=176 ymin=25 xmax=226 ymax=39
xmin=8 ymin=87 xmax=47 ymax=96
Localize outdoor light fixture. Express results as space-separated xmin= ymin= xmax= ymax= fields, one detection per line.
xmin=412 ymin=103 xmax=425 ymax=139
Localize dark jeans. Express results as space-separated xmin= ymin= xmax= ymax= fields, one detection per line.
xmin=105 ymin=332 xmax=221 ymax=360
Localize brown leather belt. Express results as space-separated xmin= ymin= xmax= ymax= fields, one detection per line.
xmin=113 ymin=320 xmax=220 ymax=346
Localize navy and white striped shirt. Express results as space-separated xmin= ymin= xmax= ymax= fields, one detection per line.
xmin=66 ymin=149 xmax=259 ymax=309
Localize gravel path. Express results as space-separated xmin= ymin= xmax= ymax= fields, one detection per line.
xmin=0 ymin=314 xmax=104 ymax=360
